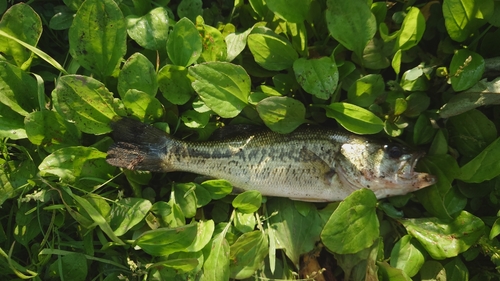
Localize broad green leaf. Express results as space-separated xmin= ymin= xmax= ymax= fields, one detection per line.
xmin=200 ymin=234 xmax=230 ymax=281
xmin=189 ymin=62 xmax=250 ymax=118
xmin=247 ymin=27 xmax=298 ymax=71
xmin=232 ymin=190 xmax=262 ymax=214
xmin=181 ymin=110 xmax=210 ymax=128
xmin=52 ymin=75 xmax=125 ymax=135
xmin=167 ymin=17 xmax=202 ymax=67
xmin=118 ymin=52 xmax=158 ymax=98
xmin=25 ymin=110 xmax=81 ymax=152
xmin=184 ymin=220 xmax=215 ymax=252
xmin=390 ymin=235 xmax=426 ymax=277
xmin=419 ymin=261 xmax=446 ymax=280
xmin=177 ymin=0 xmax=202 ymax=22
xmin=109 ymin=198 xmax=152 ymax=236
xmin=266 ymin=0 xmax=311 ymax=23
xmin=444 ymin=257 xmax=469 ymax=281
xmin=151 ymin=258 xmax=199 ymax=273
xmin=401 ymin=211 xmax=485 ymax=259
xmin=234 ymin=211 xmax=256 ymax=233
xmin=197 ymin=20 xmax=227 ymax=62
xmin=49 ymin=253 xmax=88 ymax=281
xmin=321 ymin=189 xmax=379 ymax=254
xmin=0 ymin=103 xmax=26 ymax=139
xmin=293 ymin=57 xmax=339 ymax=100
xmin=323 ymin=102 xmax=384 ymax=134
xmin=0 ymin=61 xmax=39 ymax=116
xmin=416 ymin=155 xmax=461 ymax=219
xmin=447 ymin=109 xmax=497 ymax=158
xmin=0 ymin=3 xmax=42 ymax=68
xmin=347 ymin=74 xmax=384 ymax=107
xmin=230 ymin=230 xmax=268 ymax=279
xmin=0 ymin=160 xmax=36 ymax=206
xmin=362 ymin=37 xmax=390 ymax=70
xmin=225 ymin=28 xmax=252 ymax=62
xmin=450 ymin=49 xmax=485 ymax=91
xmin=396 ymin=7 xmax=425 ymax=50
xmin=69 ymin=0 xmax=127 ymax=77
xmin=377 ymin=261 xmax=412 ymax=281
xmin=39 ymin=146 xmax=113 ymax=184
xmin=413 ymin=114 xmax=435 ymax=145
xmin=491 ymin=218 xmax=500 ymax=240
xmin=404 ymin=92 xmax=430 ymax=118
xmin=439 ymin=77 xmax=500 ymax=118
xmin=325 ymin=0 xmax=377 ymax=58
xmin=442 ymin=0 xmax=494 ymax=42
xmin=126 ymin=7 xmax=171 ymax=50
xmin=459 ymin=137 xmax=500 ymax=183
xmin=194 ymin=184 xmax=212 ymax=207
xmin=158 ymin=64 xmax=194 ymax=105
xmin=135 ymin=223 xmax=199 ymax=256
xmin=122 ymin=89 xmax=164 ymax=123
xmin=174 ymin=183 xmax=198 ymax=218
xmin=256 ymin=96 xmax=305 ymax=134
xmin=150 ymin=201 xmax=172 ymax=227
xmin=48 ymin=6 xmax=73 ymax=30
xmin=333 ymin=240 xmax=379 ymax=281
xmin=201 ymin=179 xmax=233 ymax=199
xmin=268 ymin=198 xmax=323 ymax=266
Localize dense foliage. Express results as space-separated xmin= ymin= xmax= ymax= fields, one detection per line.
xmin=1 ymin=0 xmax=500 ymax=280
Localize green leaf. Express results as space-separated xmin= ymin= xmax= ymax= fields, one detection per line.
xmin=234 ymin=211 xmax=256 ymax=233
xmin=232 ymin=190 xmax=262 ymax=214
xmin=325 ymin=0 xmax=377 ymax=58
xmin=126 ymin=7 xmax=171 ymax=50
xmin=268 ymin=198 xmax=323 ymax=266
xmin=0 ymin=102 xmax=26 ymax=139
xmin=413 ymin=114 xmax=435 ymax=145
xmin=416 ymin=155 xmax=461 ymax=219
xmin=122 ymin=89 xmax=164 ymax=123
xmin=404 ymin=92 xmax=430 ymax=118
xmin=177 ymin=0 xmax=203 ymax=22
xmin=109 ymin=198 xmax=152 ymax=236
xmin=293 ymin=57 xmax=339 ymax=100
xmin=25 ymin=110 xmax=81 ymax=152
xmin=323 ymin=102 xmax=384 ymax=134
xmin=69 ymin=0 xmax=127 ymax=77
xmin=167 ymin=17 xmax=202 ymax=67
xmin=377 ymin=261 xmax=412 ymax=281
xmin=396 ymin=7 xmax=425 ymax=50
xmin=0 ymin=3 xmax=42 ymax=68
xmin=247 ymin=27 xmax=298 ymax=71
xmin=458 ymin=137 xmax=500 ymax=183
xmin=200 ymin=234 xmax=230 ymax=281
xmin=118 ymin=52 xmax=158 ymax=98
xmin=442 ymin=0 xmax=494 ymax=42
xmin=48 ymin=6 xmax=73 ymax=30
xmin=419 ymin=261 xmax=446 ymax=280
xmin=266 ymin=0 xmax=311 ymax=23
xmin=197 ymin=20 xmax=227 ymax=62
xmin=447 ymin=109 xmax=497 ymax=158
xmin=189 ymin=62 xmax=250 ymax=118
xmin=390 ymin=235 xmax=426 ymax=277
xmin=444 ymin=257 xmax=469 ymax=281
xmin=225 ymin=28 xmax=252 ymax=62
xmin=347 ymin=74 xmax=385 ymax=107
xmin=135 ymin=223 xmax=199 ymax=256
xmin=256 ymin=96 xmax=305 ymax=134
xmin=181 ymin=110 xmax=210 ymax=128
xmin=50 ymin=253 xmax=88 ymax=281
xmin=201 ymin=179 xmax=233 ymax=200
xmin=401 ymin=211 xmax=485 ymax=259
xmin=174 ymin=183 xmax=198 ymax=218
xmin=39 ymin=146 xmax=113 ymax=184
xmin=450 ymin=49 xmax=485 ymax=92
xmin=229 ymin=230 xmax=268 ymax=279
xmin=321 ymin=189 xmax=379 ymax=254
xmin=185 ymin=220 xmax=215 ymax=252
xmin=52 ymin=75 xmax=125 ymax=135
xmin=0 ymin=61 xmax=39 ymax=116
xmin=158 ymin=64 xmax=194 ymax=105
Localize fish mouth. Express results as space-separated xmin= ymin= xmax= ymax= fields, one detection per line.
xmin=402 ymin=152 xmax=437 ymax=188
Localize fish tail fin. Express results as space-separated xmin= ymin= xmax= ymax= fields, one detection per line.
xmin=106 ymin=118 xmax=170 ymax=172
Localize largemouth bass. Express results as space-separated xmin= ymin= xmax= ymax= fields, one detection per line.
xmin=106 ymin=118 xmax=436 ymax=202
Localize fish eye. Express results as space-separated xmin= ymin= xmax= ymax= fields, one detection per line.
xmin=384 ymin=145 xmax=403 ymax=159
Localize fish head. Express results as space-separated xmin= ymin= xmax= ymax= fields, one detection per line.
xmin=336 ymin=139 xmax=437 ymax=199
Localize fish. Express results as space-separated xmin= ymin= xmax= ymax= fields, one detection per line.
xmin=106 ymin=118 xmax=437 ymax=202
